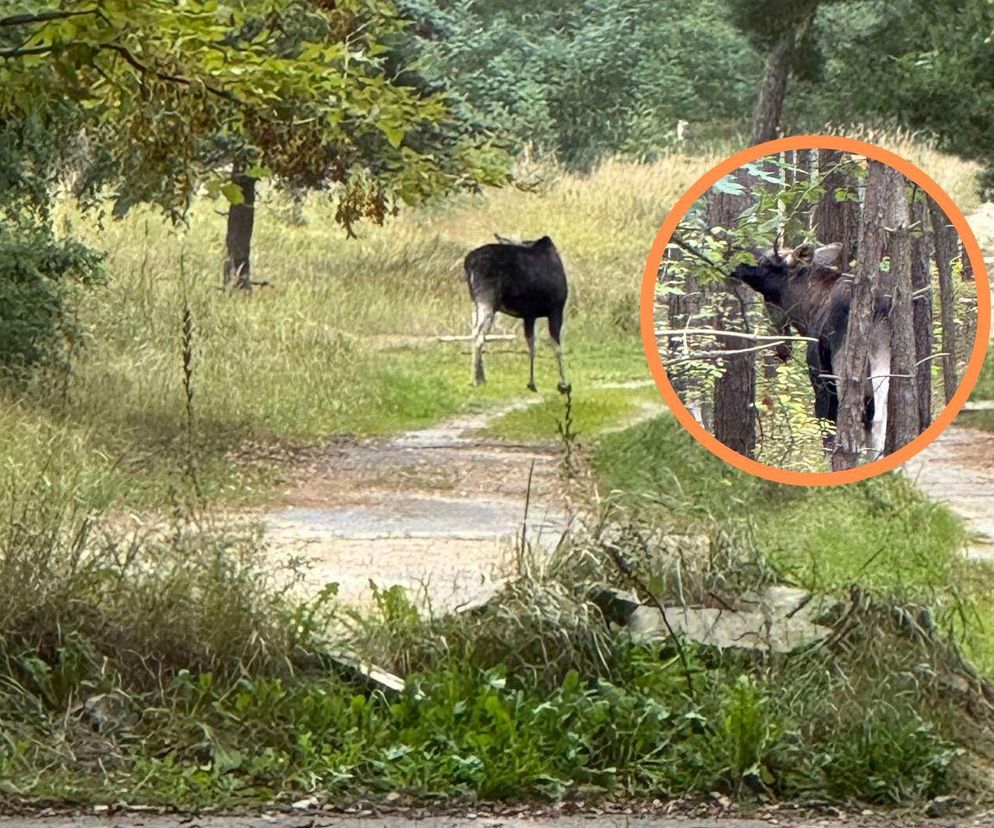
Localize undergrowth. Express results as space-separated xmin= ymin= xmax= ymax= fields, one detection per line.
xmin=0 ymin=136 xmax=990 ymax=810
xmin=0 ymin=483 xmax=982 ymax=809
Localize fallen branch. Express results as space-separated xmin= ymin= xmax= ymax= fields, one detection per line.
xmin=654 ymin=327 xmax=817 ymax=343
xmin=436 ymin=334 xmax=516 ymax=343
xmin=665 ymin=341 xmax=792 ymax=364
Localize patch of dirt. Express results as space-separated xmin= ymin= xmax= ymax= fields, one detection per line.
xmin=900 ymin=207 xmax=994 ymax=564
xmin=254 ymin=397 xmax=588 ymax=611
xmin=903 ymin=425 xmax=994 ymax=563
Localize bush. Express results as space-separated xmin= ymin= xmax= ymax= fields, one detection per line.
xmin=0 ymin=215 xmax=103 ymax=378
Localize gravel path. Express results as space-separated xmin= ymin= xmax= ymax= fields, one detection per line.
xmin=903 ymin=424 xmax=994 ymax=563
xmin=0 ymin=810 xmax=988 ymax=828
xmin=258 ymin=397 xmax=576 ymax=611
xmin=902 ymin=208 xmax=994 ymax=563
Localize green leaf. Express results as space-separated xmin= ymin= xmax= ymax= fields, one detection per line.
xmin=220 ymin=182 xmax=245 ymax=205
xmin=713 ymin=175 xmax=746 ymax=196
xmin=380 ymin=124 xmax=406 ymax=149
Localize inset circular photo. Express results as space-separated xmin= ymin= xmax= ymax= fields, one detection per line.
xmin=641 ymin=136 xmax=991 ymax=486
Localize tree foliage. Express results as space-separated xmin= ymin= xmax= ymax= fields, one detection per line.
xmin=403 ymin=0 xmax=761 ymax=169
xmin=787 ymin=0 xmax=994 ymax=182
xmin=0 ymin=0 xmax=510 ymax=228
xmin=0 ymin=215 xmax=103 ymax=376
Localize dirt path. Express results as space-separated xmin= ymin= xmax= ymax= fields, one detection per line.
xmin=900 ymin=206 xmax=994 ymax=563
xmin=0 ymin=817 xmax=975 ymax=828
xmin=903 ymin=424 xmax=994 ymax=563
xmin=2 ymin=806 xmax=989 ymax=827
xmin=260 ymin=397 xmax=577 ymax=611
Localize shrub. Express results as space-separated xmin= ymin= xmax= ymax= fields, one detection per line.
xmin=0 ymin=214 xmax=102 ymax=378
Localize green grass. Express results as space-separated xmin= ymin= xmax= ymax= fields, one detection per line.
xmin=481 ymin=384 xmax=662 ymax=442
xmin=0 ymin=140 xmax=990 ymax=810
xmin=593 ymin=415 xmax=963 ymax=592
xmin=592 ymin=414 xmax=994 ymax=673
xmin=0 ymin=494 xmax=970 ymax=809
xmin=970 ymin=348 xmax=994 ymax=401
xmin=1 ymin=155 xmax=712 ymax=513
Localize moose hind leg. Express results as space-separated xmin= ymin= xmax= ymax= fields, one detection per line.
xmin=548 ymin=308 xmax=570 ymax=394
xmin=472 ymin=303 xmax=495 ymax=385
xmin=524 ymin=317 xmax=537 ymax=392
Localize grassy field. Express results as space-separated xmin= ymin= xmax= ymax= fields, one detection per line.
xmin=3 ymin=132 xmax=981 ymax=514
xmin=1 ymin=137 xmax=993 ymax=810
xmin=3 ymin=155 xmax=712 ymax=512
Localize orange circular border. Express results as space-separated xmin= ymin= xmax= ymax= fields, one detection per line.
xmin=640 ymin=134 xmax=992 ymax=487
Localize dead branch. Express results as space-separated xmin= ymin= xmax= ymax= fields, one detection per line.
xmin=654 ymin=327 xmax=817 ymax=343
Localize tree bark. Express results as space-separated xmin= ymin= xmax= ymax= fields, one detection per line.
xmin=223 ymin=170 xmax=257 ymax=291
xmin=832 ymin=160 xmax=891 ymax=471
xmin=709 ymin=176 xmax=756 ymax=458
xmin=910 ymin=197 xmax=933 ymax=431
xmin=961 ymin=239 xmax=974 ymax=281
xmin=751 ymin=26 xmax=797 ymax=144
xmin=813 ymin=149 xmax=860 ymax=269
xmin=885 ymin=183 xmax=917 ymax=455
xmin=714 ymin=348 xmax=757 ymax=455
xmin=928 ymin=198 xmax=959 ymax=403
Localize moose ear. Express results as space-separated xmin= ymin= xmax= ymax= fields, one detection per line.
xmin=813 ymin=242 xmax=842 ymax=266
xmin=792 ymin=241 xmax=815 ymax=266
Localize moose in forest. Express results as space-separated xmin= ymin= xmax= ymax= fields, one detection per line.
xmin=463 ymin=234 xmax=571 ymax=394
xmin=731 ymin=241 xmax=893 ymax=457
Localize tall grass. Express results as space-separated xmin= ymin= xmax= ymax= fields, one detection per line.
xmin=0 ymin=138 xmax=989 ymax=807
xmin=2 ymin=135 xmax=978 ymax=512
xmin=10 ymin=154 xmax=714 ymax=511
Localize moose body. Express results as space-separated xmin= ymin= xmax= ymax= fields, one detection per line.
xmin=463 ymin=235 xmax=570 ymax=393
xmin=731 ymin=242 xmax=892 ymax=457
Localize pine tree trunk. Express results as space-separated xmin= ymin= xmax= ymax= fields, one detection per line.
xmin=714 ymin=347 xmax=757 ymax=455
xmin=885 ymin=184 xmax=917 ymax=454
xmin=911 ymin=198 xmax=933 ymax=431
xmin=832 ymin=161 xmax=891 ymax=471
xmin=223 ymin=170 xmax=256 ymax=291
xmin=813 ymin=150 xmax=860 ymax=269
xmin=961 ymin=239 xmax=974 ymax=281
xmin=709 ymin=176 xmax=756 ymax=458
xmin=928 ymin=199 xmax=959 ymax=403
xmin=751 ymin=26 xmax=797 ymax=144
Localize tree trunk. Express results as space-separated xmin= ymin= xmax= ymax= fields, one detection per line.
xmin=709 ymin=177 xmax=756 ymax=458
xmin=928 ymin=199 xmax=959 ymax=403
xmin=714 ymin=348 xmax=757 ymax=455
xmin=751 ymin=26 xmax=796 ymax=144
xmin=223 ymin=170 xmax=257 ymax=291
xmin=910 ymin=197 xmax=933 ymax=431
xmin=813 ymin=149 xmax=860 ymax=269
xmin=832 ymin=160 xmax=891 ymax=471
xmin=961 ymin=239 xmax=974 ymax=281
xmin=884 ymin=184 xmax=917 ymax=454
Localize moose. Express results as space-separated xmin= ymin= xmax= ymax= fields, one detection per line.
xmin=463 ymin=234 xmax=571 ymax=394
xmin=730 ymin=241 xmax=893 ymax=457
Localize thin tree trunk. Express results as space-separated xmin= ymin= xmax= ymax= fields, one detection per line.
xmin=928 ymin=199 xmax=959 ymax=403
xmin=714 ymin=347 xmax=757 ymax=455
xmin=751 ymin=26 xmax=796 ymax=144
xmin=223 ymin=169 xmax=256 ymax=291
xmin=961 ymin=239 xmax=974 ymax=281
xmin=814 ymin=149 xmax=859 ymax=269
xmin=910 ymin=197 xmax=933 ymax=431
xmin=885 ymin=183 xmax=917 ymax=454
xmin=709 ymin=177 xmax=756 ymax=457
xmin=833 ymin=160 xmax=891 ymax=471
